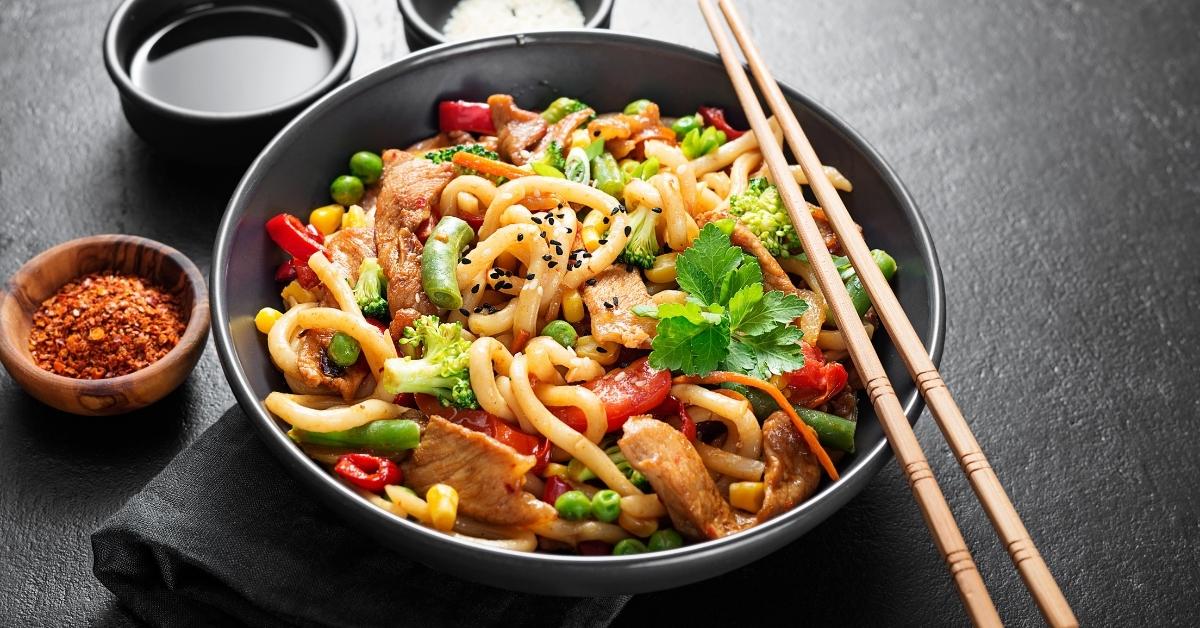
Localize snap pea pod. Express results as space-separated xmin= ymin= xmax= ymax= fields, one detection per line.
xmin=591 ymin=152 xmax=624 ymax=197
xmin=720 ymin=383 xmax=856 ymax=452
xmin=845 ymin=249 xmax=897 ymax=317
xmin=289 ymin=419 xmax=421 ymax=453
xmin=421 ymin=216 xmax=475 ymax=310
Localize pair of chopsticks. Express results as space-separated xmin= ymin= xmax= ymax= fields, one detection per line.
xmin=697 ymin=1 xmax=1077 ymax=626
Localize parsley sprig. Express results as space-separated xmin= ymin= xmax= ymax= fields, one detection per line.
xmin=632 ymin=223 xmax=809 ymax=378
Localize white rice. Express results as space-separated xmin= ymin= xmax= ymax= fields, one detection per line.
xmin=442 ymin=0 xmax=585 ymax=41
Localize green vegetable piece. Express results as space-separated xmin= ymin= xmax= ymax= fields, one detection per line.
xmin=353 ymin=257 xmax=389 ymax=320
xmin=542 ymin=97 xmax=589 ymax=123
xmin=638 ymin=157 xmax=659 ymax=180
xmin=720 ymin=382 xmax=781 ymax=419
xmin=327 ymin=331 xmax=361 ymax=367
xmin=424 ymin=144 xmax=501 ymax=166
xmin=531 ymin=162 xmax=566 ymax=178
xmin=844 ymin=249 xmax=898 ymax=317
xmin=349 ymin=151 xmax=383 ymax=184
xmin=623 ymin=99 xmax=653 ymax=115
xmin=583 ymin=138 xmax=606 ymax=160
xmin=330 ymin=175 xmax=364 ymax=206
xmin=728 ymin=178 xmax=800 ymax=258
xmin=612 ymin=539 xmax=649 ymax=555
xmin=555 ymin=490 xmax=592 ymax=520
xmin=670 ymin=114 xmax=702 ymax=138
xmin=381 ymin=315 xmax=477 ymax=408
xmin=618 ymin=204 xmax=660 ymax=268
xmin=567 ymin=457 xmax=596 ymax=482
xmin=590 ymin=489 xmax=621 ymax=523
xmin=591 ymin=151 xmax=624 ymax=197
xmin=795 ymin=407 xmax=857 ymax=453
xmin=647 ymin=528 xmax=684 ymax=551
xmin=564 ymin=147 xmax=591 ymax=184
xmin=421 ymin=216 xmax=475 ymax=310
xmin=541 ymin=320 xmax=577 ymax=348
xmin=289 ymin=419 xmax=421 ymax=453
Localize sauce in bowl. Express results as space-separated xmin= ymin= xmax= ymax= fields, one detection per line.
xmin=128 ymin=6 xmax=334 ymax=114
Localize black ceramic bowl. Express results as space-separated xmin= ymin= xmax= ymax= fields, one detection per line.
xmin=213 ymin=31 xmax=944 ymax=595
xmin=103 ymin=0 xmax=357 ymax=166
xmin=398 ymin=0 xmax=613 ymax=50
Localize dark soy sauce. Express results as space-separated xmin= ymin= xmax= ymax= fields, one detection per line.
xmin=129 ymin=6 xmax=334 ymax=113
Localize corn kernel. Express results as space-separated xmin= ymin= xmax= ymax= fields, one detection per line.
xmin=729 ymin=481 xmax=765 ymax=513
xmin=280 ymin=280 xmax=318 ymax=305
xmin=254 ymin=307 xmax=283 ymax=334
xmin=581 ymin=210 xmax=606 ymax=252
xmin=643 ymin=252 xmax=678 ymax=284
xmin=341 ymin=204 xmax=367 ymax=229
xmin=562 ymin=288 xmax=585 ymax=323
xmin=570 ymin=128 xmax=591 ymax=151
xmin=309 ymin=204 xmax=345 ymax=236
xmin=576 ymin=335 xmax=620 ymax=365
xmin=426 ymin=483 xmax=459 ymax=532
xmin=542 ymin=462 xmax=569 ymax=478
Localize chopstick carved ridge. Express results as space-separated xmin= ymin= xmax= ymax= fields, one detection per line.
xmin=705 ymin=1 xmax=1079 ymax=626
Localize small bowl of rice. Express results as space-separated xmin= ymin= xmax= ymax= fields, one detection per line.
xmin=398 ymin=0 xmax=614 ymax=50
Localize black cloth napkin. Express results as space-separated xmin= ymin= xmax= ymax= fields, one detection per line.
xmin=92 ymin=406 xmax=630 ymax=628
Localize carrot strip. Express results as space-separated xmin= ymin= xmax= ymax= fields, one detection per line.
xmin=452 ymin=151 xmax=530 ymax=181
xmin=673 ymin=372 xmax=839 ymax=481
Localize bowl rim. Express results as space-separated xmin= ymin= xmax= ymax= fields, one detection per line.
xmin=212 ymin=29 xmax=945 ymax=577
xmin=102 ymin=0 xmax=359 ymax=122
xmin=0 ymin=234 xmax=210 ymax=394
xmin=398 ymin=0 xmax=615 ymax=46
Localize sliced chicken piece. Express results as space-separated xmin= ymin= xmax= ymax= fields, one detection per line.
xmin=756 ymin=411 xmax=821 ymax=522
xmin=488 ymin=94 xmax=547 ymax=165
xmin=295 ymin=329 xmax=369 ymax=401
xmin=319 ymin=226 xmax=375 ymax=309
xmin=534 ymin=107 xmax=594 ymax=157
xmin=618 ymin=417 xmax=752 ymax=540
xmin=696 ymin=208 xmax=801 ymax=297
xmin=581 ymin=266 xmax=658 ymax=349
xmin=404 ymin=416 xmax=556 ymax=527
xmin=374 ymin=151 xmax=454 ymax=337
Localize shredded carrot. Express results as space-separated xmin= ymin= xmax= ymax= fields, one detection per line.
xmin=674 ymin=372 xmax=840 ymax=481
xmin=511 ymin=329 xmax=531 ymax=353
xmin=452 ymin=151 xmax=530 ymax=181
xmin=518 ymin=193 xmax=560 ymax=211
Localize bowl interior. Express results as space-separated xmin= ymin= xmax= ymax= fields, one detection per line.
xmin=214 ymin=31 xmax=943 ymax=595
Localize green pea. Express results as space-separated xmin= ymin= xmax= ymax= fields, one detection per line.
xmin=349 ymin=151 xmax=383 ymax=185
xmin=330 ymin=175 xmax=364 ymax=206
xmin=612 ymin=539 xmax=648 ymax=555
xmin=541 ymin=320 xmax=577 ymax=349
xmin=671 ymin=114 xmax=702 ymax=138
xmin=327 ymin=331 xmax=361 ymax=367
xmin=555 ymin=490 xmax=592 ymax=521
xmin=623 ymin=99 xmax=653 ymax=115
xmin=590 ymin=489 xmax=621 ymax=523
xmin=647 ymin=528 xmax=683 ymax=551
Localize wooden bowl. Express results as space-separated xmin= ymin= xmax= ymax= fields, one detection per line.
xmin=0 ymin=235 xmax=209 ymax=415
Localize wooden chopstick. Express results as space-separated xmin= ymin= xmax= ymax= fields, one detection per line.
xmin=695 ymin=0 xmax=1003 ymax=625
xmin=706 ymin=1 xmax=1080 ymax=626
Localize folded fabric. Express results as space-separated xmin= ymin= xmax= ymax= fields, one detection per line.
xmin=92 ymin=406 xmax=630 ymax=627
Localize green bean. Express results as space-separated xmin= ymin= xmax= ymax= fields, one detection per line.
xmin=541 ymin=97 xmax=588 ymax=123
xmin=541 ymin=320 xmax=577 ymax=348
xmin=567 ymin=457 xmax=596 ymax=482
xmin=591 ymin=152 xmax=624 ymax=197
xmin=590 ymin=489 xmax=621 ymax=523
xmin=670 ymin=114 xmax=702 ymax=138
xmin=421 ymin=216 xmax=475 ymax=310
xmin=845 ymin=249 xmax=897 ymax=316
xmin=612 ymin=539 xmax=648 ymax=555
xmin=647 ymin=529 xmax=683 ymax=551
xmin=720 ymin=382 xmax=780 ymax=419
xmin=289 ymin=419 xmax=421 ymax=453
xmin=555 ymin=490 xmax=592 ymax=520
xmin=794 ymin=407 xmax=857 ymax=453
xmin=623 ymin=99 xmax=653 ymax=115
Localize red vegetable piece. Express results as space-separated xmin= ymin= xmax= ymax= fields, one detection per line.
xmin=651 ymin=395 xmax=696 ymax=441
xmin=414 ymin=394 xmax=547 ymax=468
xmin=438 ymin=100 xmax=496 ymax=135
xmin=698 ymin=106 xmax=746 ymax=139
xmin=333 ymin=453 xmax=401 ymax=493
xmin=548 ymin=357 xmax=672 ymax=434
xmin=305 ymin=223 xmax=325 ymax=245
xmin=266 ymin=213 xmax=325 ymax=261
xmin=274 ymin=259 xmax=298 ymax=283
xmin=542 ymin=476 xmax=571 ymax=505
xmin=577 ymin=540 xmax=613 ymax=556
xmin=783 ymin=343 xmax=849 ymax=408
xmin=392 ymin=392 xmax=414 ymax=407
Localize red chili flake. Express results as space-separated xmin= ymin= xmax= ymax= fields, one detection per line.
xmin=28 ymin=272 xmax=186 ymax=379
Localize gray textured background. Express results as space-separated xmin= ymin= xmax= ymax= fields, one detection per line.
xmin=1 ymin=0 xmax=1197 ymax=625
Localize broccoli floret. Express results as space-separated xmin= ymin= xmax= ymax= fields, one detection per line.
xmin=618 ymin=204 xmax=660 ymax=268
xmin=423 ymin=143 xmax=500 ymax=165
xmin=727 ymin=177 xmax=801 ymax=258
xmin=353 ymin=258 xmax=389 ymax=320
xmin=541 ymin=97 xmax=589 ymax=123
xmin=534 ymin=140 xmax=566 ymax=172
xmin=380 ymin=315 xmax=478 ymax=408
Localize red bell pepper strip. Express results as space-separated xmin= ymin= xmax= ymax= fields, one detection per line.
xmin=333 ymin=453 xmax=402 ymax=492
xmin=305 ymin=223 xmax=325 ymax=245
xmin=542 ymin=475 xmax=572 ymax=505
xmin=698 ymin=106 xmax=746 ymax=139
xmin=276 ymin=258 xmax=320 ymax=289
xmin=266 ymin=213 xmax=325 ymax=261
xmin=783 ymin=343 xmax=849 ymax=408
xmin=274 ymin=259 xmax=297 ymax=283
xmin=438 ymin=100 xmax=496 ymax=135
xmin=651 ymin=395 xmax=696 ymax=441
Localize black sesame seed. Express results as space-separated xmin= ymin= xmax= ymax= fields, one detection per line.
xmin=611 ymin=207 xmax=620 ymax=215
xmin=596 ymin=346 xmax=609 ymax=354
xmin=556 ymin=246 xmax=564 ymax=255
xmin=613 ymin=296 xmax=620 ymax=306
xmin=517 ymin=233 xmax=525 ymax=241
xmin=460 ymin=257 xmax=471 ymax=264
xmin=603 ymin=216 xmax=610 ymax=224
xmin=586 ymin=278 xmax=598 ymax=286
xmin=624 ymin=226 xmax=632 ymax=237
xmin=598 ymin=239 xmax=608 ymax=245
xmin=542 ymin=254 xmax=553 ymax=261
xmin=652 ymin=206 xmax=663 ymax=213
xmin=603 ymin=301 xmax=613 ymax=309
xmin=526 ymin=273 xmax=536 ymax=280
xmin=459 ymin=308 xmax=470 ymax=317
xmin=471 ymin=284 xmax=480 ymax=294
xmin=548 ymin=261 xmax=559 ymax=268
xmin=547 ymin=216 xmax=555 ymax=225
xmin=565 ymin=227 xmax=573 ymax=234
xmin=549 ymin=239 xmax=561 ymax=246
xmin=473 ymin=306 xmax=484 ymax=313
xmin=531 ymin=216 xmax=543 ymax=224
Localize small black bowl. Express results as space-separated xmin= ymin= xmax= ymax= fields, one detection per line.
xmin=397 ymin=0 xmax=613 ymax=50
xmin=103 ymin=0 xmax=357 ymax=166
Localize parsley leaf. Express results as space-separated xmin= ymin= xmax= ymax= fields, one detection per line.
xmin=646 ymin=303 xmax=730 ymax=375
xmin=674 ymin=224 xmax=743 ymax=305
xmin=728 ymin=325 xmax=807 ymax=379
xmin=729 ymin=287 xmax=808 ymax=336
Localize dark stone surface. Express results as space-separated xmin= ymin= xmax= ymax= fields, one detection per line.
xmin=0 ymin=0 xmax=1196 ymax=625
